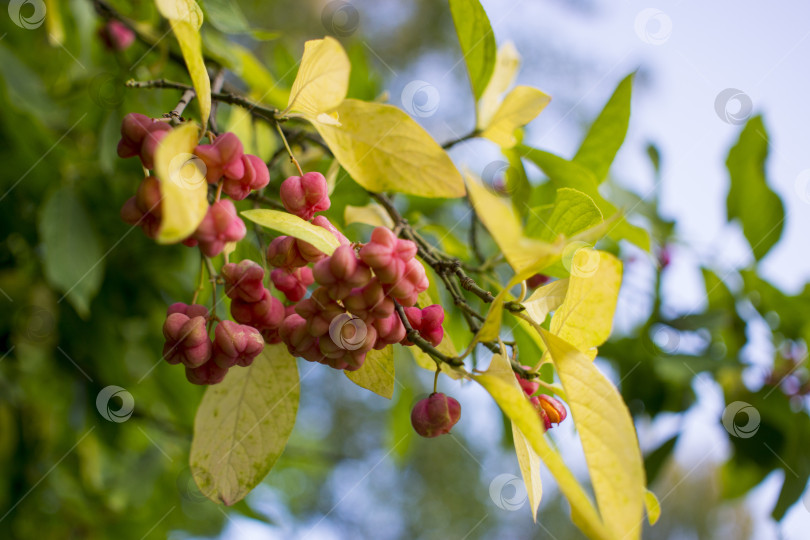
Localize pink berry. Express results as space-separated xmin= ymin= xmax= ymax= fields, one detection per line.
xmin=411 ymin=393 xmax=461 ymax=438
xmin=221 ymin=260 xmax=266 ymax=303
xmin=294 ymin=287 xmax=345 ymax=337
xmin=515 ymin=367 xmax=540 ymax=397
xmin=193 ymin=200 xmax=247 ymax=257
xmin=212 ymin=320 xmax=265 ymax=368
xmin=271 ymin=267 xmax=314 ymax=302
xmin=280 ymin=172 xmax=330 ymax=220
xmin=343 ymin=279 xmax=394 ymax=321
xmin=162 ymin=313 xmax=212 ymax=368
xmin=401 ymin=305 xmax=444 ymax=347
xmin=230 ymin=288 xmax=285 ymax=331
xmin=99 ymin=20 xmax=135 ymax=51
xmin=120 ymin=176 xmax=164 ymax=238
xmin=312 ymin=245 xmax=372 ymax=301
xmin=185 ymin=359 xmax=228 ymax=385
xmin=372 ymin=312 xmax=406 ymax=349
xmin=267 ymin=236 xmax=308 ymax=269
xmin=359 ymin=227 xmax=416 ymax=284
xmin=222 ymin=154 xmax=270 ymax=200
xmin=382 ymin=258 xmax=428 ymax=307
xmin=193 ymin=132 xmax=245 ymax=184
xmin=167 ymin=302 xmax=209 ymax=319
xmin=117 ymin=113 xmax=154 ymax=159
xmin=279 ymin=314 xmax=316 ymax=356
xmin=138 ymin=123 xmax=172 ymax=170
xmin=296 ymin=216 xmax=350 ymax=263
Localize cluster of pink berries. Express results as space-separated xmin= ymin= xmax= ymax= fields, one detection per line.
xmin=162 ymin=302 xmax=264 ymax=384
xmin=118 ymin=115 xmax=268 ymax=257
xmin=266 ymin=172 xmax=443 ymax=372
xmin=515 ymin=367 xmax=567 ymax=430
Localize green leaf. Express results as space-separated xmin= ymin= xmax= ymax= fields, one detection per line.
xmin=200 ymin=0 xmax=250 ymax=34
xmin=473 ymin=353 xmax=611 ymax=540
xmin=343 ymin=203 xmax=394 ymax=229
xmin=39 ymin=187 xmax=105 ymax=318
xmin=241 ymin=209 xmax=341 ymax=255
xmin=726 ymin=115 xmax=785 ymax=260
xmin=448 ymin=0 xmax=496 ymax=101
xmin=479 ymin=86 xmax=550 ymax=148
xmin=574 ymin=73 xmax=634 ymax=182
xmin=190 ymin=344 xmax=299 ymax=505
xmin=155 ymin=0 xmax=211 ymax=129
xmin=540 ymin=329 xmax=645 ymax=540
xmin=344 ymin=346 xmax=395 ymax=399
xmin=526 ymin=188 xmax=603 ymax=241
xmin=154 ymin=123 xmax=209 ymax=244
xmin=286 ymin=37 xmax=350 ymax=117
xmin=518 ymin=145 xmax=650 ymax=251
xmin=314 ymin=99 xmax=466 ymax=198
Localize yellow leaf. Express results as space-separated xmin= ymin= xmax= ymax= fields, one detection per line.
xmin=480 ymin=86 xmax=551 ymax=148
xmin=512 ymin=423 xmax=542 ymax=521
xmin=540 ymin=328 xmax=645 ymax=540
xmin=314 ymin=99 xmax=466 ymax=198
xmin=524 ymin=279 xmax=569 ymax=325
xmin=473 ymin=370 xmax=611 ymax=540
xmin=154 ymin=123 xmax=209 ymax=244
xmin=155 ymin=0 xmax=211 ymax=129
xmin=344 ymin=346 xmax=395 ymax=399
xmin=241 ymin=209 xmax=341 ymax=255
xmin=550 ymin=250 xmax=622 ymax=354
xmin=286 ymin=37 xmax=350 ymax=116
xmin=477 ymin=42 xmax=521 ymax=129
xmin=644 ymin=489 xmax=661 ymax=525
xmin=344 ymin=203 xmax=395 ymax=229
xmin=465 ymin=172 xmax=559 ymax=273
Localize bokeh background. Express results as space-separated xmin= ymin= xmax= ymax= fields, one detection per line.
xmin=2 ymin=0 xmax=810 ymax=538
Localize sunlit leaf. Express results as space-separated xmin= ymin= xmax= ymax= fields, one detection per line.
xmin=540 ymin=329 xmax=645 ymax=540
xmin=479 ymin=86 xmax=550 ymax=148
xmin=241 ymin=209 xmax=341 ymax=255
xmin=644 ymin=489 xmax=661 ymax=525
xmin=726 ymin=115 xmax=784 ymax=261
xmin=190 ymin=344 xmax=299 ymax=505
xmin=550 ymin=250 xmax=621 ymax=355
xmin=477 ymin=42 xmax=521 ymax=129
xmin=526 ymin=188 xmax=603 ymax=241
xmin=524 ymin=279 xmax=569 ymax=326
xmin=286 ymin=37 xmax=350 ymax=116
xmin=154 ymin=123 xmax=209 ymax=244
xmin=155 ymin=0 xmax=211 ymax=128
xmin=314 ymin=99 xmax=466 ymax=198
xmin=574 ymin=73 xmax=634 ymax=182
xmin=344 ymin=203 xmax=394 ymax=229
xmin=448 ymin=0 xmax=496 ymax=101
xmin=345 ymin=346 xmax=395 ymax=399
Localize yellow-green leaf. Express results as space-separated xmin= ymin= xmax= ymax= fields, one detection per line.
xmin=540 ymin=328 xmax=645 ymax=540
xmin=154 ymin=122 xmax=209 ymax=244
xmin=524 ymin=278 xmax=569 ymax=325
xmin=644 ymin=489 xmax=661 ymax=525
xmin=226 ymin=106 xmax=256 ymax=155
xmin=448 ymin=0 xmax=496 ymax=101
xmin=155 ymin=0 xmax=211 ymax=128
xmin=477 ymin=42 xmax=521 ymax=129
xmin=314 ymin=99 xmax=465 ymax=198
xmin=512 ymin=423 xmax=542 ymax=521
xmin=526 ymin=188 xmax=603 ymax=242
xmin=550 ymin=250 xmax=621 ymax=354
xmin=473 ymin=369 xmax=610 ymax=540
xmin=344 ymin=346 xmax=395 ymax=399
xmin=241 ymin=209 xmax=341 ymax=255
xmin=190 ymin=344 xmax=299 ymax=505
xmin=344 ymin=203 xmax=394 ymax=229
xmin=465 ymin=172 xmax=559 ymax=273
xmin=479 ymin=86 xmax=550 ymax=148
xmin=286 ymin=37 xmax=350 ymax=116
